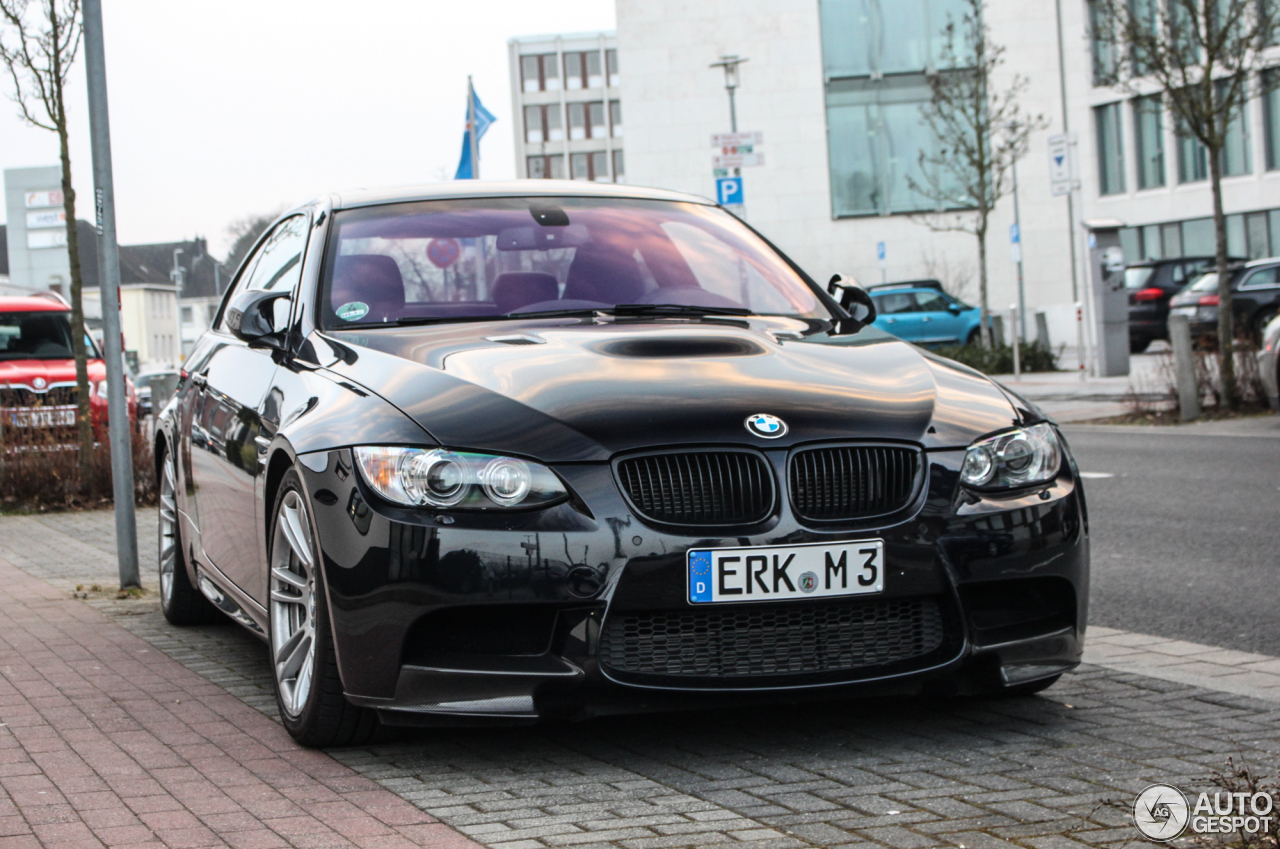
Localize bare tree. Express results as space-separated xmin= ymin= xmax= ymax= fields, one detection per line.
xmin=0 ymin=0 xmax=91 ymax=471
xmin=1092 ymin=0 xmax=1277 ymax=408
xmin=223 ymin=211 xmax=279 ymax=276
xmin=906 ymin=0 xmax=1045 ymax=347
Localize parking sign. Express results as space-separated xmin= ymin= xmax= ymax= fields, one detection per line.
xmin=716 ymin=177 xmax=743 ymax=206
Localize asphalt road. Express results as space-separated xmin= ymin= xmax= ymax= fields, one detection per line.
xmin=1063 ymin=423 xmax=1280 ymax=656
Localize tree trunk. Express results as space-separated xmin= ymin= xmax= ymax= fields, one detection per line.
xmin=58 ymin=120 xmax=94 ymax=490
xmin=976 ymin=226 xmax=992 ymax=347
xmin=1208 ymin=149 xmax=1237 ymax=409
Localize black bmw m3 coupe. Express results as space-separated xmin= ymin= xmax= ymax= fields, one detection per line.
xmin=156 ymin=182 xmax=1089 ymax=747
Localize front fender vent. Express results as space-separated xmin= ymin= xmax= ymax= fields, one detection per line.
xmin=616 ymin=450 xmax=773 ymax=526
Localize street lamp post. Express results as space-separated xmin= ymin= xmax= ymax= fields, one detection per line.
xmin=709 ymin=55 xmax=749 ymax=179
xmin=82 ymin=0 xmax=139 ymax=590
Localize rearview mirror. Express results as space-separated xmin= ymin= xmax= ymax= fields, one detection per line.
xmin=827 ymin=274 xmax=877 ymax=324
xmin=225 ymin=289 xmax=291 ymax=347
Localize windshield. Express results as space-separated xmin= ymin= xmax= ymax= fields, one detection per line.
xmin=318 ymin=197 xmax=827 ymax=328
xmin=1124 ymin=267 xmax=1156 ymax=289
xmin=0 ymin=311 xmax=92 ymax=361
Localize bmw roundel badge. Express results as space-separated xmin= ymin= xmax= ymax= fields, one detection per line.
xmin=745 ymin=413 xmax=788 ymax=439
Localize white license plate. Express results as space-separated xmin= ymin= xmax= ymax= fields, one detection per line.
xmin=1170 ymin=306 xmax=1197 ymax=316
xmin=5 ymin=407 xmax=75 ymax=427
xmin=688 ymin=540 xmax=885 ymax=604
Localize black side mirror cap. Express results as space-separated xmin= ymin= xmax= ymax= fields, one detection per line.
xmin=827 ymin=274 xmax=877 ymax=324
xmin=225 ymin=289 xmax=291 ymax=347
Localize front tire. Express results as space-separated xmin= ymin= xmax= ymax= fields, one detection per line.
xmin=158 ymin=445 xmax=220 ymax=626
xmin=269 ymin=469 xmax=380 ymax=747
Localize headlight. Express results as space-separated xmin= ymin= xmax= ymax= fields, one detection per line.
xmin=960 ymin=423 xmax=1061 ymax=489
xmin=353 ymin=446 xmax=568 ymax=510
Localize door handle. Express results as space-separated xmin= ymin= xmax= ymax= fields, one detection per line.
xmin=921 ymin=317 xmax=932 ymax=322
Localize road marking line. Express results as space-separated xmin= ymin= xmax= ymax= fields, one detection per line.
xmin=1085 ymin=628 xmax=1280 ymax=704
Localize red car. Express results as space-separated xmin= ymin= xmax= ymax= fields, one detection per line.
xmin=0 ymin=292 xmax=136 ymax=445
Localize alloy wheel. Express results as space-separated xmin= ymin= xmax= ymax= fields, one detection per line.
xmin=158 ymin=454 xmax=179 ymax=603
xmin=270 ymin=490 xmax=318 ymax=718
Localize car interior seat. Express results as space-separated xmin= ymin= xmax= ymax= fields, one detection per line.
xmin=330 ymin=255 xmax=406 ymax=322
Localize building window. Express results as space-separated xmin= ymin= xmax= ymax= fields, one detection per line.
xmin=520 ymin=54 xmax=559 ymax=92
xmin=1176 ymin=116 xmax=1208 ymax=182
xmin=1132 ymin=95 xmax=1164 ymax=189
xmin=1181 ymin=217 xmax=1214 ymax=254
xmin=1219 ymin=83 xmax=1251 ymax=176
xmin=527 ymin=154 xmax=565 ymax=179
xmin=1095 ymin=102 xmax=1126 ymax=195
xmin=523 ymin=104 xmax=563 ymax=143
xmin=570 ymin=151 xmax=609 ymax=182
xmin=606 ymin=49 xmax=620 ymax=87
xmin=1088 ymin=0 xmax=1118 ymax=85
xmin=564 ymin=51 xmax=602 ymax=90
xmin=567 ymin=101 xmax=606 ymax=139
xmin=819 ymin=0 xmax=974 ymax=217
xmin=612 ymin=149 xmax=625 ymax=183
xmin=1265 ymin=70 xmax=1280 ymax=170
xmin=609 ymin=100 xmax=623 ymax=137
xmin=181 ymin=306 xmax=193 ymax=324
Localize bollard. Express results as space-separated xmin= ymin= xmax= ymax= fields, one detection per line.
xmin=1168 ymin=313 xmax=1200 ymax=422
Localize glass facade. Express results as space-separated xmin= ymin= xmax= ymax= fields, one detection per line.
xmin=1132 ymin=95 xmax=1164 ymax=189
xmin=1176 ymin=117 xmax=1209 ymax=183
xmin=1095 ymin=102 xmax=1126 ymax=195
xmin=818 ymin=0 xmax=971 ymax=218
xmin=1218 ymin=84 xmax=1251 ymax=177
xmin=1089 ymin=0 xmax=1117 ymax=84
xmin=1264 ymin=70 xmax=1280 ymax=170
xmin=1119 ymin=209 xmax=1280 ymax=264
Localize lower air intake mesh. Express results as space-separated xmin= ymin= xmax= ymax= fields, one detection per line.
xmin=599 ymin=597 xmax=944 ymax=679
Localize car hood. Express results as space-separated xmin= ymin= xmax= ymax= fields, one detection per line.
xmin=313 ymin=318 xmax=1023 ymax=462
xmin=0 ymin=358 xmax=105 ymax=389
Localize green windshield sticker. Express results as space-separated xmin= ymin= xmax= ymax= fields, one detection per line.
xmin=336 ymin=302 xmax=369 ymax=321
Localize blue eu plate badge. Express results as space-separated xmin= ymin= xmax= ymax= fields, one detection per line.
xmin=689 ymin=550 xmax=713 ymax=602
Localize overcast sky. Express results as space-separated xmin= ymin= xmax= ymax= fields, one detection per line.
xmin=0 ymin=0 xmax=615 ymax=258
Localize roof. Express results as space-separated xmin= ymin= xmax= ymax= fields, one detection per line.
xmin=1245 ymin=256 xmax=1280 ymax=267
xmin=117 ymin=237 xmax=228 ymax=300
xmin=0 ymin=293 xmax=71 ymax=312
xmin=331 ymin=180 xmax=715 ymax=212
xmin=1126 ymin=256 xmax=1219 ymax=267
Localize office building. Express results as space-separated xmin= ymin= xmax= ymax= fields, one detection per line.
xmin=507 ymin=31 xmax=625 ymax=183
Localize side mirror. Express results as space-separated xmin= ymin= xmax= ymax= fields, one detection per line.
xmin=947 ymin=304 xmax=962 ymax=314
xmin=827 ymin=274 xmax=877 ymax=323
xmin=225 ymin=289 xmax=290 ymax=347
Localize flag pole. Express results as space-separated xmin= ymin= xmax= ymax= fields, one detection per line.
xmin=467 ymin=76 xmax=480 ymax=180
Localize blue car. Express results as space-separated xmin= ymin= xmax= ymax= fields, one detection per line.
xmin=869 ymin=280 xmax=981 ymax=346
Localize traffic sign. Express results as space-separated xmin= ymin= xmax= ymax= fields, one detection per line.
xmin=1048 ymin=133 xmax=1073 ymax=196
xmin=1009 ymin=223 xmax=1022 ymax=263
xmin=427 ymin=237 xmax=461 ymax=268
xmin=713 ymin=152 xmax=764 ymax=169
xmin=712 ymin=131 xmax=763 ymax=147
xmin=876 ymin=241 xmax=886 ymax=269
xmin=716 ymin=177 xmax=744 ymax=206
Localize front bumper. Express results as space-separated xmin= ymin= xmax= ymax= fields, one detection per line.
xmin=297 ymin=446 xmax=1089 ymax=724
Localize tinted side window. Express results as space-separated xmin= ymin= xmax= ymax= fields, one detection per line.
xmin=875 ymin=293 xmax=916 ymax=314
xmin=914 ymin=291 xmax=950 ymax=312
xmin=216 ymin=215 xmax=309 ymax=331
xmin=1242 ymin=267 xmax=1279 ymax=288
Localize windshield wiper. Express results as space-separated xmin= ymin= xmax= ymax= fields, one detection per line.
xmin=606 ymin=304 xmax=753 ymax=317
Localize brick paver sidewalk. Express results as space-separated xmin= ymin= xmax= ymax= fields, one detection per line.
xmin=0 ymin=557 xmax=479 ymax=849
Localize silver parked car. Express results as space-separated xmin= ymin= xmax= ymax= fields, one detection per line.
xmin=1260 ymin=313 xmax=1280 ymax=410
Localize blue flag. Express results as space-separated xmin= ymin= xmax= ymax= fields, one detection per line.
xmin=454 ymin=86 xmax=497 ymax=180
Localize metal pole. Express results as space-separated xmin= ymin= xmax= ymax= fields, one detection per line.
xmin=467 ymin=76 xmax=479 ymax=180
xmin=1011 ymin=158 xmax=1026 ymax=341
xmin=1053 ymin=0 xmax=1087 ymax=381
xmin=83 ymin=0 xmax=139 ymax=590
xmin=728 ymin=86 xmax=737 ymax=134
